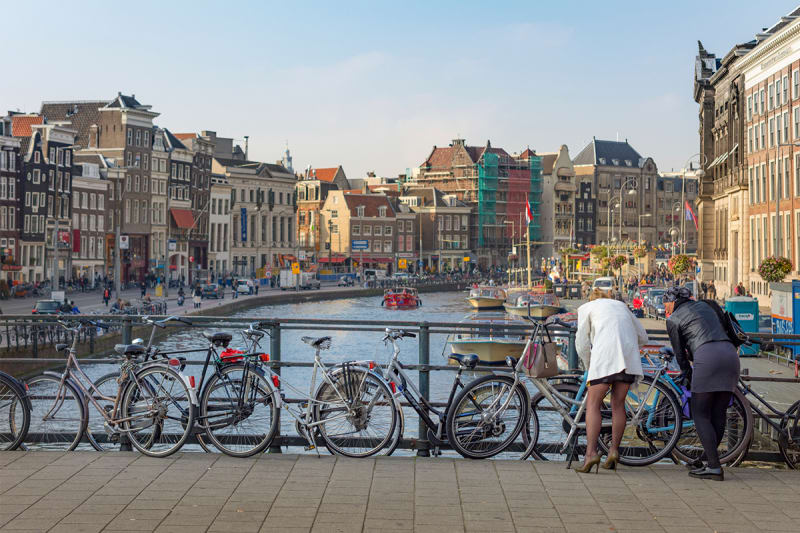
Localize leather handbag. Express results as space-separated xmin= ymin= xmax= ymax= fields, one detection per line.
xmin=522 ymin=325 xmax=559 ymax=378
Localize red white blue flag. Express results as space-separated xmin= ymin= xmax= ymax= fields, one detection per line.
xmin=685 ymin=201 xmax=698 ymax=230
xmin=525 ymin=198 xmax=534 ymax=225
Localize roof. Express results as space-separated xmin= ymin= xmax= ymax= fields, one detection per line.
xmin=538 ymin=153 xmax=558 ymax=175
xmin=519 ymin=148 xmax=536 ymax=159
xmin=103 ymin=93 xmax=144 ymax=109
xmin=11 ymin=115 xmax=43 ymax=137
xmin=421 ymin=140 xmax=511 ymax=169
xmin=309 ymin=167 xmax=338 ymax=182
xmin=173 ymin=133 xmax=197 ymax=141
xmin=263 ymin=163 xmax=293 ymax=176
xmin=341 ymin=193 xmax=395 ymax=217
xmin=39 ymin=101 xmax=107 ymax=148
xmin=572 ymin=138 xmax=644 ymax=167
xmin=163 ymin=129 xmax=187 ymax=151
xmin=214 ymin=157 xmax=261 ymax=168
xmin=170 ymin=208 xmax=195 ymax=229
xmin=368 ymin=183 xmax=399 ymax=193
xmin=403 ymin=187 xmax=466 ymax=208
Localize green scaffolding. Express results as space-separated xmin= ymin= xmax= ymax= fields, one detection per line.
xmin=477 ymin=152 xmax=498 ymax=248
xmin=528 ymin=155 xmax=542 ymax=241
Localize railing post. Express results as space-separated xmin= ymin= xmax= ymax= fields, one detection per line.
xmin=417 ymin=321 xmax=430 ymax=457
xmin=122 ymin=316 xmax=132 ymax=345
xmin=567 ymin=328 xmax=579 ymax=370
xmin=269 ymin=322 xmax=282 ymax=454
xmin=32 ymin=324 xmax=38 ymax=359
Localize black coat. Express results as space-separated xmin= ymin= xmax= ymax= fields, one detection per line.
xmin=666 ymin=300 xmax=730 ymax=374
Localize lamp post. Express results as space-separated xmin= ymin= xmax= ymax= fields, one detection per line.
xmin=638 ymin=213 xmax=651 ymax=275
xmin=327 ymin=217 xmax=333 ymax=271
xmin=503 ymin=220 xmax=516 ymax=285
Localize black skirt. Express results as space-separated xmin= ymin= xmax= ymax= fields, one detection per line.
xmin=589 ymin=371 xmax=637 ymax=387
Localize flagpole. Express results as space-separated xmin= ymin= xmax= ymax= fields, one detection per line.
xmin=526 ymin=217 xmax=531 ymax=288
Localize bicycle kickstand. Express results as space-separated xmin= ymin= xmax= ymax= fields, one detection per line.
xmin=565 ymin=433 xmax=579 ymax=470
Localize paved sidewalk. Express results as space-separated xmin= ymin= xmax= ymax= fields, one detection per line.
xmin=0 ymin=452 xmax=798 ymax=532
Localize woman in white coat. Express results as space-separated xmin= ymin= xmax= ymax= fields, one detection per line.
xmin=574 ymin=288 xmax=649 ymax=472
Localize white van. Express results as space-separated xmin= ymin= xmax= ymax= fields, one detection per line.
xmin=592 ymin=277 xmax=617 ymax=293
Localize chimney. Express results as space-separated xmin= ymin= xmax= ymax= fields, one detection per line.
xmin=89 ymin=124 xmax=99 ymax=149
xmin=244 ymin=135 xmax=249 ymax=160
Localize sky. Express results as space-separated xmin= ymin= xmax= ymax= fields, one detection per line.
xmin=3 ymin=0 xmax=799 ymax=178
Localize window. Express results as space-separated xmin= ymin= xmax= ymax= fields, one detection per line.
xmin=127 ymin=128 xmax=133 ymax=145
xmin=747 ymin=96 xmax=753 ymax=120
xmin=795 ymin=71 xmax=800 ymax=100
xmin=784 ymin=75 xmax=789 ymax=103
xmin=33 ymin=169 xmax=40 ymax=184
xmin=385 ymin=225 xmax=392 ymax=236
xmin=778 ymin=114 xmax=783 ymax=144
xmin=356 ymin=206 xmax=365 ymax=217
xmin=761 ymin=89 xmax=766 ymax=112
xmin=771 ymin=162 xmax=776 ymax=201
xmin=135 ymin=130 xmax=141 ymax=146
xmin=144 ymin=131 xmax=150 ymax=146
xmin=352 ymin=225 xmax=360 ymax=236
xmin=384 ymin=240 xmax=392 ymax=252
xmin=785 ymin=157 xmax=790 ymax=198
xmin=795 ymin=108 xmax=800 ymax=139
xmin=374 ymin=225 xmax=383 ymax=236
xmin=378 ymin=206 xmax=387 ymax=217
xmin=761 ymin=163 xmax=766 ymax=203
xmin=363 ymin=225 xmax=372 ymax=235
xmin=406 ymin=235 xmax=413 ymax=251
xmin=761 ymin=121 xmax=766 ymax=148
xmin=407 ymin=220 xmax=413 ymax=232
xmin=98 ymin=194 xmax=104 ymax=211
xmin=769 ymin=83 xmax=775 ymax=110
xmin=777 ymin=79 xmax=783 ymax=106
xmin=770 ymin=118 xmax=775 ymax=147
xmin=143 ymin=154 xmax=149 ymax=170
xmin=749 ymin=168 xmax=753 ymax=205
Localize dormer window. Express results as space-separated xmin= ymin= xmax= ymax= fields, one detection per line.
xmin=625 ymin=160 xmax=632 ymax=166
xmin=357 ymin=205 xmax=365 ymax=217
xmin=612 ymin=159 xmax=619 ymax=165
xmin=378 ymin=206 xmax=387 ymax=217
xmin=598 ymin=157 xmax=606 ymax=164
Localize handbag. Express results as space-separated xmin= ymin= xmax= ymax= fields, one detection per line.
xmin=522 ymin=325 xmax=559 ymax=378
xmin=702 ymin=299 xmax=751 ymax=347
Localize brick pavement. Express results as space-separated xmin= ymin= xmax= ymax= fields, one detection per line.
xmin=0 ymin=452 xmax=798 ymax=532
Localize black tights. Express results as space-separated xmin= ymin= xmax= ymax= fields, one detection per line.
xmin=691 ymin=391 xmax=732 ymax=469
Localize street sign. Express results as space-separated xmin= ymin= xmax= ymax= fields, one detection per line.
xmin=168 ymin=239 xmax=176 ymax=251
xmin=398 ymin=258 xmax=407 ymax=269
xmin=119 ymin=235 xmax=129 ymax=250
xmin=463 ymin=256 xmax=471 ymax=263
xmin=352 ymin=240 xmax=368 ymax=251
xmin=298 ymin=250 xmax=307 ymax=260
xmin=291 ymin=262 xmax=300 ymax=275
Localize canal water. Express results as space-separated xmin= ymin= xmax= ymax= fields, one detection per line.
xmin=40 ymin=290 xmax=583 ymax=456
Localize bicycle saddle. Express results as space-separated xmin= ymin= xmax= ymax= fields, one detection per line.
xmin=114 ymin=344 xmax=146 ymax=356
xmin=301 ymin=336 xmax=332 ymax=349
xmin=203 ymin=332 xmax=232 ymax=347
xmin=55 ymin=343 xmax=69 ymax=352
xmin=449 ymin=353 xmax=516 ymax=369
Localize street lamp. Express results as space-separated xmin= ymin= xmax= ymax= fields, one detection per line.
xmin=327 ymin=217 xmax=333 ymax=271
xmin=503 ymin=220 xmax=516 ymax=285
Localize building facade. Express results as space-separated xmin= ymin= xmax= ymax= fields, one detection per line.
xmin=537 ymin=145 xmax=576 ymax=262
xmin=0 ymin=135 xmax=21 ymax=284
xmin=656 ymin=173 xmax=700 ymax=255
xmin=71 ymin=162 xmax=108 ymax=285
xmin=296 ymin=167 xmax=348 ymax=267
xmin=209 ymin=174 xmax=232 ymax=278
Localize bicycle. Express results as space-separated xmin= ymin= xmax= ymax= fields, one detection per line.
xmin=183 ymin=322 xmax=398 ymax=458
xmin=378 ymin=328 xmax=529 ymax=459
xmin=0 ymin=370 xmax=30 ymax=450
xmin=25 ymin=318 xmax=196 ymax=457
xmin=512 ymin=318 xmax=683 ymax=466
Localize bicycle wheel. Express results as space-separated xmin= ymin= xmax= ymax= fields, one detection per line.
xmin=671 ymin=388 xmax=752 ymax=466
xmin=86 ymin=372 xmax=122 ymax=451
xmin=446 ymin=374 xmax=528 ymax=459
xmin=25 ymin=374 xmax=87 ymax=451
xmin=597 ymin=376 xmax=682 ymax=466
xmin=120 ymin=366 xmax=194 ymax=457
xmin=314 ymin=367 xmax=397 ymax=458
xmin=200 ymin=364 xmax=278 ymax=457
xmin=779 ymin=399 xmax=800 ymax=469
xmin=520 ymin=381 xmax=580 ymax=460
xmin=0 ymin=373 xmax=29 ymax=450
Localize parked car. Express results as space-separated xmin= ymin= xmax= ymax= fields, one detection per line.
xmin=643 ymin=294 xmax=666 ymax=319
xmin=236 ymin=279 xmax=254 ymax=294
xmin=592 ymin=276 xmax=620 ymax=299
xmin=337 ymin=276 xmax=354 ymax=287
xmin=202 ymin=283 xmax=224 ymax=299
xmin=32 ymin=300 xmax=62 ymax=314
xmin=759 ymin=314 xmax=775 ymax=351
xmin=644 ymin=288 xmax=666 ymax=305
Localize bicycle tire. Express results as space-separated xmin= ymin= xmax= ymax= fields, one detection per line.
xmin=778 ymin=399 xmax=800 ymax=469
xmin=670 ymin=388 xmax=752 ymax=466
xmin=0 ymin=373 xmax=30 ymax=451
xmin=25 ymin=374 xmax=87 ymax=451
xmin=446 ymin=374 xmax=528 ymax=459
xmin=520 ymin=382 xmax=580 ymax=461
xmin=314 ymin=367 xmax=397 ymax=458
xmin=597 ymin=376 xmax=683 ymax=466
xmin=120 ymin=366 xmax=195 ymax=458
xmin=200 ymin=364 xmax=278 ymax=457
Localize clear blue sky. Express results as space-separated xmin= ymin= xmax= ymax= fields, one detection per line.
xmin=3 ymin=0 xmax=798 ymax=178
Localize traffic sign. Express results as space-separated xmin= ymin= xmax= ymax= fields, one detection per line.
xmin=352 ymin=240 xmax=368 ymax=251
xmin=291 ymin=262 xmax=300 ymax=275
xmin=398 ymin=258 xmax=407 ymax=269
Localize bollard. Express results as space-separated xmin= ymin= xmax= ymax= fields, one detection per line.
xmin=122 ymin=316 xmax=132 ymax=345
xmin=417 ymin=322 xmax=430 ymax=457
xmin=269 ymin=322 xmax=282 ymax=454
xmin=567 ymin=328 xmax=579 ymax=370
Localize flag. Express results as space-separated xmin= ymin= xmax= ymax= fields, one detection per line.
xmin=525 ymin=198 xmax=534 ymax=225
xmin=684 ymin=201 xmax=698 ymax=230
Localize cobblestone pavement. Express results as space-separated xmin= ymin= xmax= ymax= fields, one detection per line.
xmin=0 ymin=452 xmax=798 ymax=532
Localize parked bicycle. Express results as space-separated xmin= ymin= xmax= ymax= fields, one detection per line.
xmin=0 ymin=370 xmax=30 ymax=450
xmin=25 ymin=318 xmax=196 ymax=457
xmin=379 ymin=328 xmax=528 ymax=459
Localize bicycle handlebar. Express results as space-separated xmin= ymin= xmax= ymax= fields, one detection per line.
xmin=549 ymin=319 xmax=576 ymax=331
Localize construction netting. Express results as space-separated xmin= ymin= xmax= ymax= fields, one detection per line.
xmin=478 ymin=152 xmax=498 ymax=248
xmin=506 ymin=167 xmax=532 ymax=239
xmin=528 ymin=155 xmax=543 ymax=241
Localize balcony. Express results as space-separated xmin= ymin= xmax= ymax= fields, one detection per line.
xmin=554 ymin=181 xmax=576 ymax=193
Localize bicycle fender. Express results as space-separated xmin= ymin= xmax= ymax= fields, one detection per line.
xmin=2 ymin=372 xmax=32 ymax=410
xmin=251 ymin=365 xmax=282 ymax=409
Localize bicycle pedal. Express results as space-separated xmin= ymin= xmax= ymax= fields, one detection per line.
xmin=304 ymin=444 xmax=316 ymax=451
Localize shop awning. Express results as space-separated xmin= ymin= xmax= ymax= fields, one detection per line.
xmin=319 ymin=256 xmax=347 ymax=264
xmin=170 ymin=208 xmax=195 ymax=229
xmin=366 ymin=257 xmax=392 ymax=263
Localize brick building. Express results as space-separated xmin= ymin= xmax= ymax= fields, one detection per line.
xmin=71 ymin=161 xmax=108 ymax=285
xmin=0 ymin=135 xmax=21 ymax=283
xmin=296 ymin=166 xmax=349 ymax=267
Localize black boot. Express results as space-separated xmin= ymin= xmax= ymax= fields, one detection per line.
xmin=689 ymin=466 xmax=723 ymax=481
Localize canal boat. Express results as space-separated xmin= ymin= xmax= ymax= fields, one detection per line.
xmin=447 ymin=313 xmax=528 ymax=364
xmin=382 ymin=287 xmax=421 ymax=309
xmin=465 ymin=286 xmax=507 ymax=310
xmin=503 ymin=289 xmax=564 ymax=319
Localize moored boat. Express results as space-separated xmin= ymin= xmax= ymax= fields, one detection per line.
xmin=465 ymin=286 xmax=507 ymax=310
xmin=447 ymin=313 xmax=528 ymax=364
xmin=382 ymin=287 xmax=421 ymax=309
xmin=503 ymin=290 xmax=564 ymax=318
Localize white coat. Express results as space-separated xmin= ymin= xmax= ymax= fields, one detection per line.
xmin=575 ymin=298 xmax=648 ymax=382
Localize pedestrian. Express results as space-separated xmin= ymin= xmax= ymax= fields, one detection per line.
xmin=103 ymin=286 xmax=110 ymax=306
xmin=574 ymin=288 xmax=648 ymax=473
xmin=706 ymin=280 xmax=717 ymax=301
xmin=140 ymin=280 xmax=146 ymax=298
xmin=232 ymin=279 xmax=238 ymax=299
xmin=254 ymin=282 xmax=259 ymax=295
xmin=665 ymin=286 xmax=740 ymax=481
xmin=193 ymin=284 xmax=202 ymax=309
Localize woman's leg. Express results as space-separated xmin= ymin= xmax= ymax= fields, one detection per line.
xmin=609 ymin=382 xmax=631 ymax=455
xmin=710 ymin=391 xmax=733 ymax=449
xmin=691 ymin=392 xmax=722 ymax=469
xmin=584 ymin=383 xmax=610 ymax=461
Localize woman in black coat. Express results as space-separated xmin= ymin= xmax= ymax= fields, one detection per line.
xmin=665 ymin=286 xmax=740 ymax=481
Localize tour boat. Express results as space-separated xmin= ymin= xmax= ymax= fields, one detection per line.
xmin=503 ymin=289 xmax=564 ymax=319
xmin=465 ymin=286 xmax=507 ymax=310
xmin=447 ymin=313 xmax=528 ymax=364
xmin=382 ymin=287 xmax=421 ymax=309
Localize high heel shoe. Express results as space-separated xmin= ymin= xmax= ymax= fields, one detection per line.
xmin=601 ymin=451 xmax=619 ymax=470
xmin=573 ymin=454 xmax=602 ymax=474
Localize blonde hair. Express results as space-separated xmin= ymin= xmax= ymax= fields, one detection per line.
xmin=590 ymin=288 xmax=612 ymax=301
